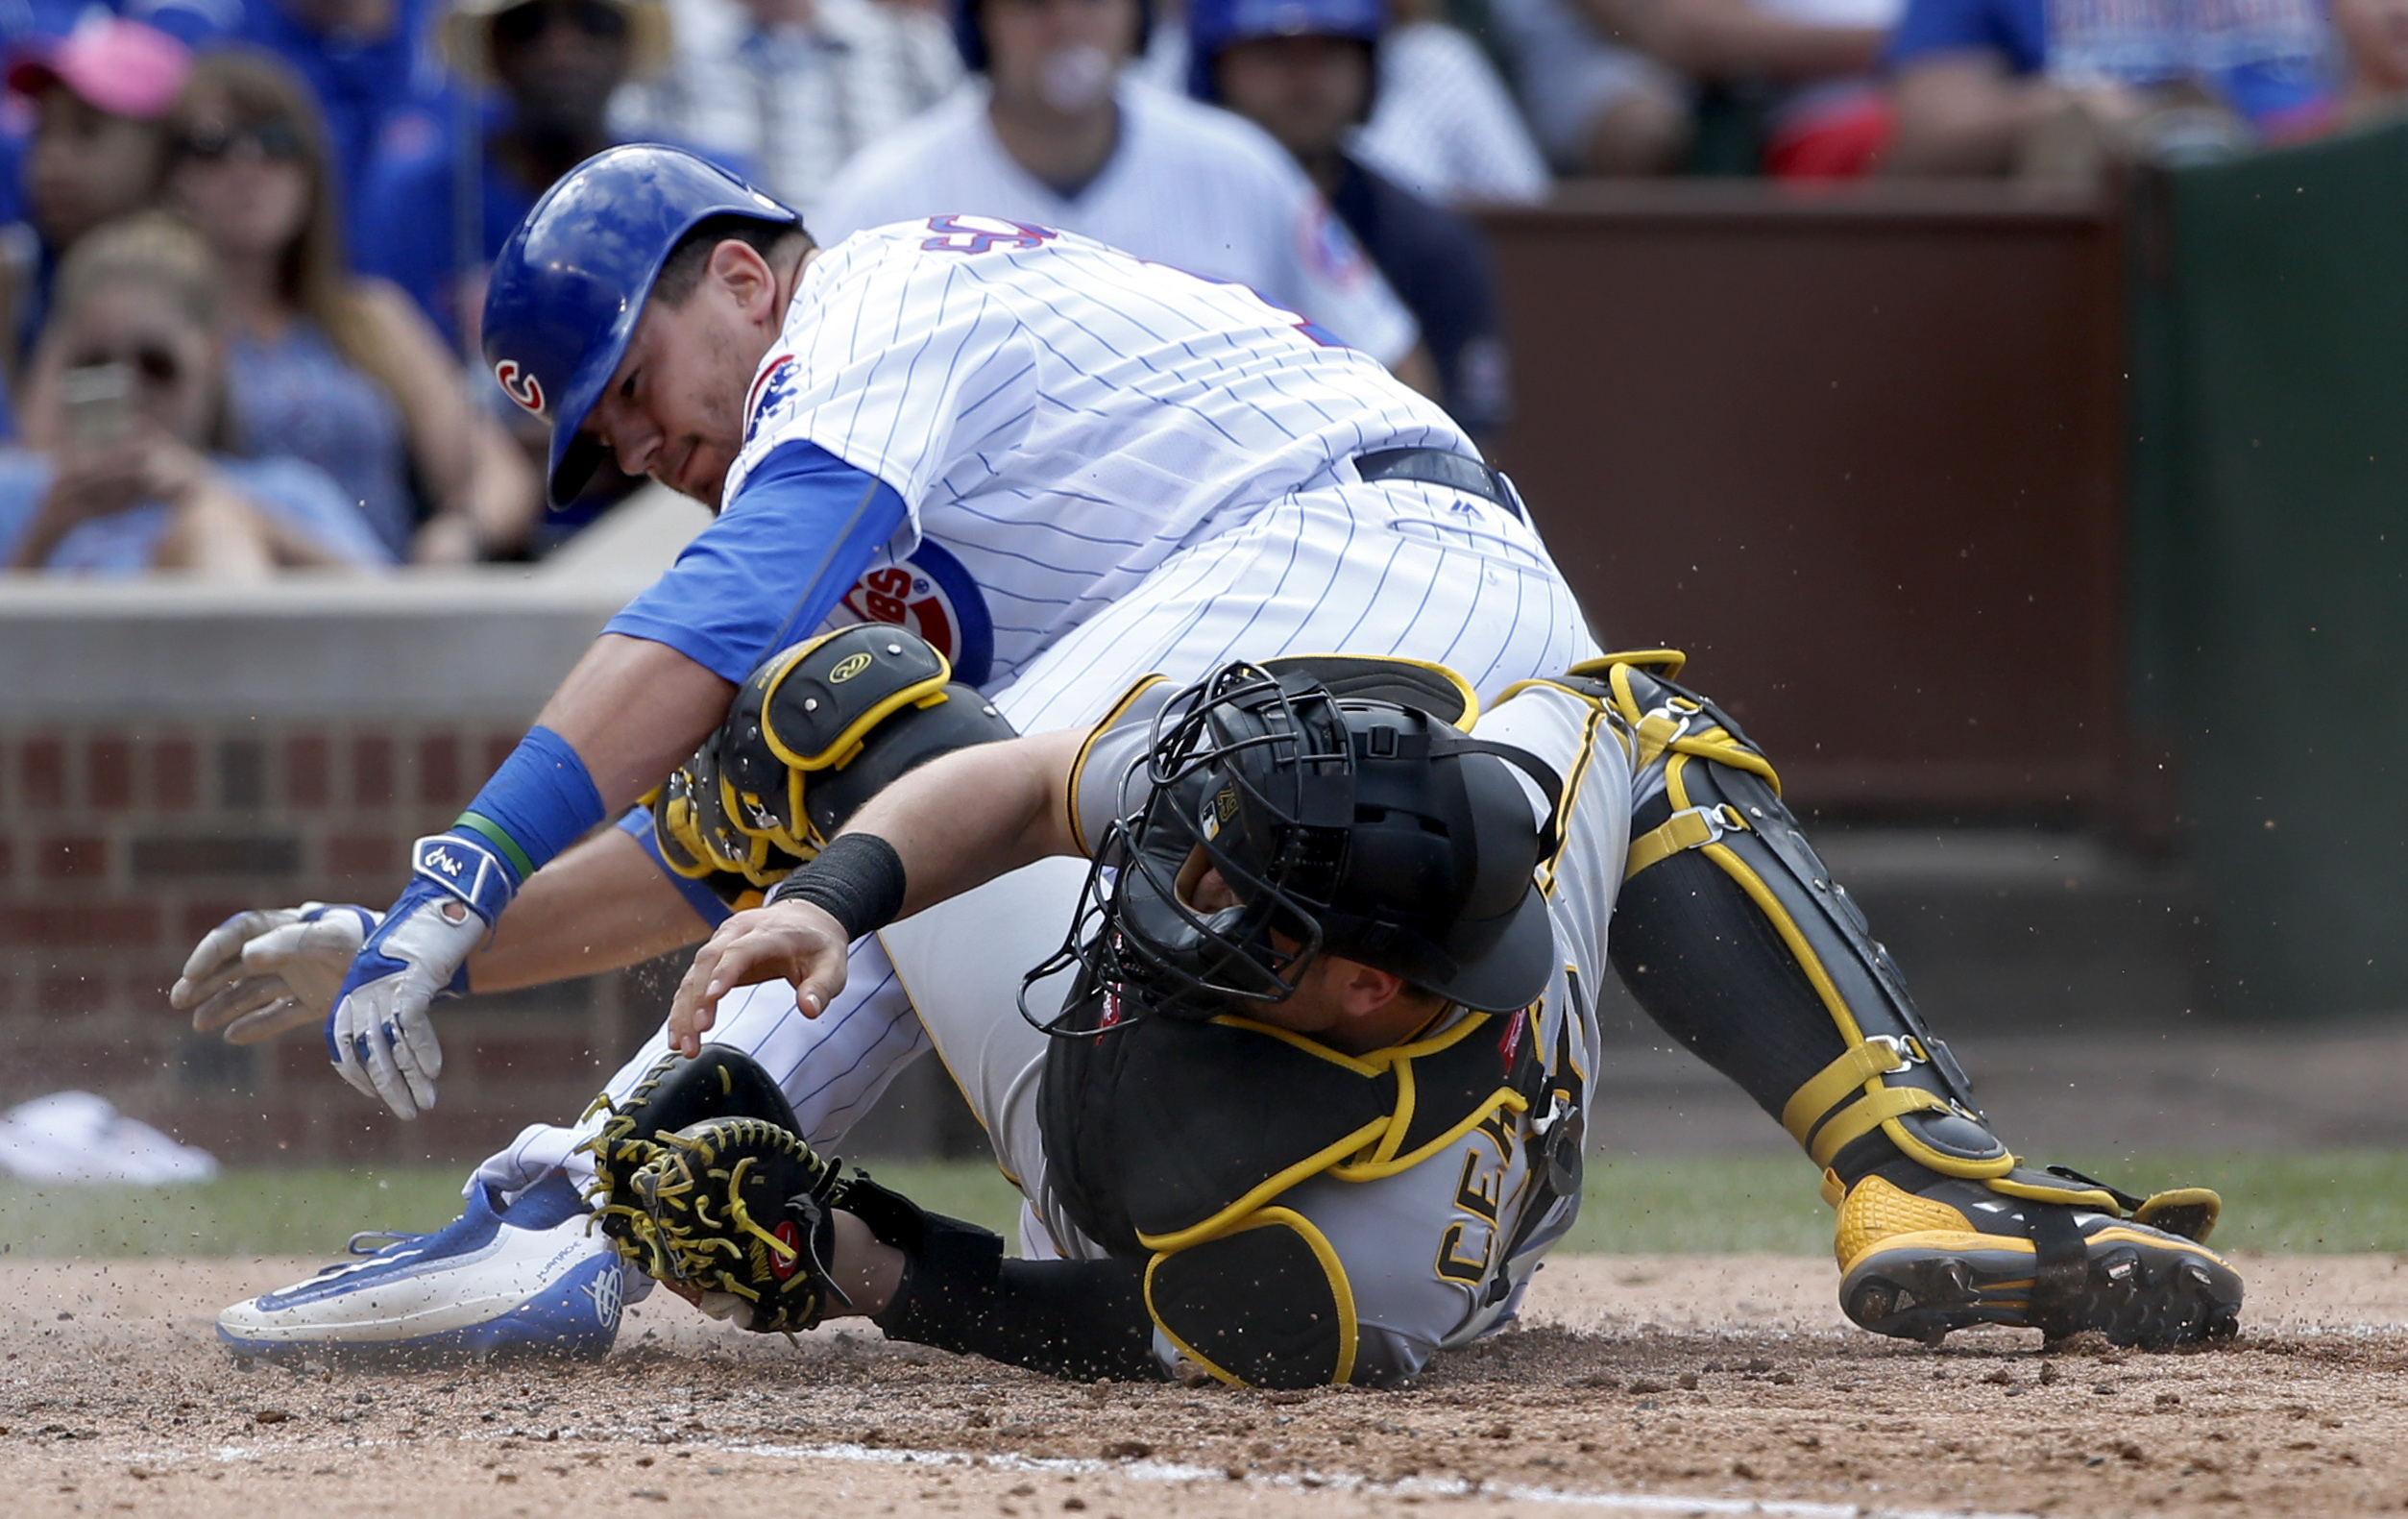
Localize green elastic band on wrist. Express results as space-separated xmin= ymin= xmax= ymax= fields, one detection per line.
xmin=454 ymin=811 xmax=538 ymax=884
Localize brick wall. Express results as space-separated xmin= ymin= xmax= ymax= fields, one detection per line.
xmin=0 ymin=720 xmax=664 ymax=1164
xmin=0 ymin=570 xmax=987 ymax=1169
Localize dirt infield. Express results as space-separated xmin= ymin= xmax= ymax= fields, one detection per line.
xmin=6 ymin=1255 xmax=2407 ymax=1518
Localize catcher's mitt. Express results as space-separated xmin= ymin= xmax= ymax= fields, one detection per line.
xmin=578 ymin=1049 xmax=811 ymax=1276
xmin=625 ymin=1116 xmax=850 ymax=1332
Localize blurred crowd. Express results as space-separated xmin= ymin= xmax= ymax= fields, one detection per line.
xmin=0 ymin=0 xmax=2395 ymax=576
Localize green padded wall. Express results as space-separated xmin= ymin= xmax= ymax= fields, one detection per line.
xmin=2129 ymin=121 xmax=2408 ymax=1016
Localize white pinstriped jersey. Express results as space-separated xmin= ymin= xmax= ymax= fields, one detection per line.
xmin=1352 ymin=23 xmax=1555 ymax=208
xmin=810 ymin=80 xmax=1419 ymax=365
xmin=728 ymin=216 xmax=1474 ymax=695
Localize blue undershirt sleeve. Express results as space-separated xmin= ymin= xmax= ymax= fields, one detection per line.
xmin=603 ymin=441 xmax=912 ymax=683
xmin=618 ymin=806 xmax=734 ymax=928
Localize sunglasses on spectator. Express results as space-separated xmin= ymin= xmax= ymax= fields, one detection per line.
xmin=492 ymin=0 xmax=630 ymax=46
xmin=182 ymin=119 xmax=306 ymax=162
xmin=71 ymin=346 xmax=183 ymax=386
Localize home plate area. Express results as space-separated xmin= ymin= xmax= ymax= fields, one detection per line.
xmin=4 ymin=1255 xmax=2406 ymax=1518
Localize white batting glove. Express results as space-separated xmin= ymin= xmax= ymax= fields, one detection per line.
xmin=327 ymin=834 xmax=509 ymax=1119
xmin=173 ymin=903 xmax=382 ymax=1044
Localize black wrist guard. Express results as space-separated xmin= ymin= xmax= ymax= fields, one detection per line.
xmin=844 ymin=1173 xmax=1161 ymax=1382
xmin=765 ymin=831 xmax=907 ymax=941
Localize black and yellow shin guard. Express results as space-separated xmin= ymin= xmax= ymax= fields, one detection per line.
xmin=1545 ymin=652 xmax=2241 ymax=1348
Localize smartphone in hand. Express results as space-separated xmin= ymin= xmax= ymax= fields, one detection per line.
xmin=58 ymin=361 xmax=133 ymax=445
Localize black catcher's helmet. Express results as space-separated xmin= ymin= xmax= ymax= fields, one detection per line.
xmin=1025 ymin=662 xmax=1562 ymax=1034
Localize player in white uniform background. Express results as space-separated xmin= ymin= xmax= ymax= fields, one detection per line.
xmin=811 ymin=0 xmax=1431 ymax=380
xmin=182 ymin=145 xmax=1594 ymax=1357
xmin=1131 ymin=0 xmax=1552 ymax=207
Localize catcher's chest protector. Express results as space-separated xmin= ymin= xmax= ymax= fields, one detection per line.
xmin=1038 ymin=987 xmax=1576 ymax=1386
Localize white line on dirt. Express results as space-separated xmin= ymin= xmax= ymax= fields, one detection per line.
xmin=162 ymin=1430 xmax=2031 ymax=1518
xmin=731 ymin=1438 xmax=2038 ymax=1519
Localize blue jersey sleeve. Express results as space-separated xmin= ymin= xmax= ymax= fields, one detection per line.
xmin=1885 ymin=0 xmax=2044 ymax=73
xmin=618 ymin=806 xmax=735 ymax=927
xmin=603 ymin=442 xmax=912 ymax=683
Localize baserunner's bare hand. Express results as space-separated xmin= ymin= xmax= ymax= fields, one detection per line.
xmin=669 ymin=900 xmax=853 ymax=1056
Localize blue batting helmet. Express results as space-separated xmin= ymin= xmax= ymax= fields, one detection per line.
xmin=1185 ymin=0 xmax=1384 ymax=102
xmin=481 ymin=144 xmax=801 ymax=505
xmin=951 ymin=0 xmax=1153 ymax=73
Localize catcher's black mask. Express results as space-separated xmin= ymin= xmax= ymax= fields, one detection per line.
xmin=1020 ymin=662 xmax=1563 ymax=1037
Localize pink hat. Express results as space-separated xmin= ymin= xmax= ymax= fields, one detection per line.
xmin=6 ymin=17 xmax=192 ymax=121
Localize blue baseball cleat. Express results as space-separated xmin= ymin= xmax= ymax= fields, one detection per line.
xmin=217 ymin=1171 xmax=631 ymax=1360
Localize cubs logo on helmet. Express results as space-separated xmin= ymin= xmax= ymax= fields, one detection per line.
xmin=495 ymin=359 xmax=547 ymax=417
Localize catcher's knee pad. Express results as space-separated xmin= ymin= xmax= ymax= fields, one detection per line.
xmin=1146 ymin=1209 xmax=1358 ymax=1389
xmin=652 ymin=625 xmax=1017 ymax=899
xmin=1528 ymin=652 xmax=2237 ymax=1341
xmin=1531 ymin=651 xmax=2006 ymax=1183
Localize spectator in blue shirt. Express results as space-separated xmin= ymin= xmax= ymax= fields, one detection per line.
xmin=352 ymin=0 xmax=671 ymax=351
xmin=1190 ymin=0 xmax=1510 ymax=442
xmin=1885 ymin=0 xmax=2333 ymax=174
xmin=3 ymin=211 xmax=391 ymax=574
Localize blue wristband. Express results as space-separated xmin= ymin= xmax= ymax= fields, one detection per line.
xmin=455 ymin=724 xmax=607 ymax=888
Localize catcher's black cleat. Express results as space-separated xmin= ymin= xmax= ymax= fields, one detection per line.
xmin=1833 ymin=1166 xmax=2243 ymax=1349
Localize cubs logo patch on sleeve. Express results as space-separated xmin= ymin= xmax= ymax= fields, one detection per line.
xmin=835 ymin=542 xmax=994 ymax=687
xmin=494 ymin=359 xmax=547 ymax=417
xmin=744 ymin=354 xmax=799 ymax=446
